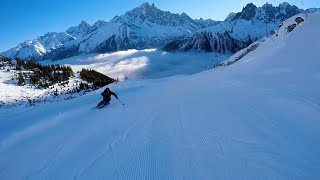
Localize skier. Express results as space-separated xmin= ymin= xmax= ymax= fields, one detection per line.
xmin=96 ymin=87 xmax=119 ymax=108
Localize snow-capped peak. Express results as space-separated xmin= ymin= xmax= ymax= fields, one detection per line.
xmin=180 ymin=12 xmax=191 ymax=20
xmin=127 ymin=2 xmax=158 ymax=18
xmin=230 ymin=2 xmax=302 ymax=22
xmin=122 ymin=2 xmax=203 ymax=28
xmin=279 ymin=2 xmax=290 ymax=9
xmin=1 ymin=32 xmax=74 ymax=60
xmin=306 ymin=8 xmax=320 ymax=13
xmin=25 ymin=40 xmax=32 ymax=46
xmin=225 ymin=12 xmax=236 ymax=21
xmin=66 ymin=20 xmax=91 ymax=38
xmin=232 ymin=3 xmax=258 ymax=21
xmin=163 ymin=2 xmax=304 ymax=53
xmin=79 ymin=20 xmax=90 ymax=28
xmin=92 ymin=20 xmax=107 ymax=29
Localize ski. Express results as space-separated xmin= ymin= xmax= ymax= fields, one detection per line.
xmin=92 ymin=102 xmax=110 ymax=109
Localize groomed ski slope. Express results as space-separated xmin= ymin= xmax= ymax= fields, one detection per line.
xmin=1 ymin=13 xmax=320 ymax=179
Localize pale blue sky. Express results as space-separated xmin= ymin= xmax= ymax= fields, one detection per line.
xmin=0 ymin=0 xmax=319 ymax=52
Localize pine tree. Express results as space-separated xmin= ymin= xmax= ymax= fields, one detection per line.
xmin=17 ymin=73 xmax=25 ymax=86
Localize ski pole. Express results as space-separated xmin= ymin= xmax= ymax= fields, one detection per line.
xmin=117 ymin=98 xmax=124 ymax=106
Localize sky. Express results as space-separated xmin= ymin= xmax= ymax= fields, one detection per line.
xmin=0 ymin=0 xmax=319 ymax=52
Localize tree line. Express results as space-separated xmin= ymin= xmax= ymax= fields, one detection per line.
xmin=14 ymin=58 xmax=74 ymax=88
xmin=79 ymin=68 xmax=117 ymax=88
xmin=2 ymin=56 xmax=118 ymax=93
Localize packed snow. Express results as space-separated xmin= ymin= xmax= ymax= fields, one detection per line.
xmin=0 ymin=13 xmax=320 ymax=179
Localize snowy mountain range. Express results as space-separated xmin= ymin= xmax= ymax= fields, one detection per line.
xmin=163 ymin=2 xmax=303 ymax=52
xmin=0 ymin=2 xmax=312 ymax=60
xmin=1 ymin=3 xmax=211 ymax=61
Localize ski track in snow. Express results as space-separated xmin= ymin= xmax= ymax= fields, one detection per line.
xmin=73 ymin=106 xmax=160 ymax=180
xmin=23 ymin=144 xmax=65 ymax=179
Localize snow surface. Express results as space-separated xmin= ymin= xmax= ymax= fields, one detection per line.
xmin=1 ymin=13 xmax=320 ymax=179
xmin=0 ymin=68 xmax=47 ymax=104
xmin=0 ymin=66 xmax=87 ymax=107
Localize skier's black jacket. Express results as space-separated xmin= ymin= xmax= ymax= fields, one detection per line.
xmin=101 ymin=88 xmax=118 ymax=103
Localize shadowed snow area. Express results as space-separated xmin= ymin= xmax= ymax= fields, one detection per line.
xmin=0 ymin=13 xmax=320 ymax=179
xmin=44 ymin=49 xmax=231 ymax=80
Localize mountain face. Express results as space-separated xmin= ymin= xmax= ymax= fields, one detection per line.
xmin=306 ymin=8 xmax=320 ymax=13
xmin=1 ymin=32 xmax=75 ymax=60
xmin=0 ymin=2 xmax=308 ymax=60
xmin=163 ymin=2 xmax=303 ymax=53
xmin=87 ymin=3 xmax=209 ymax=54
xmin=163 ymin=31 xmax=249 ymax=53
xmin=66 ymin=20 xmax=91 ymax=38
